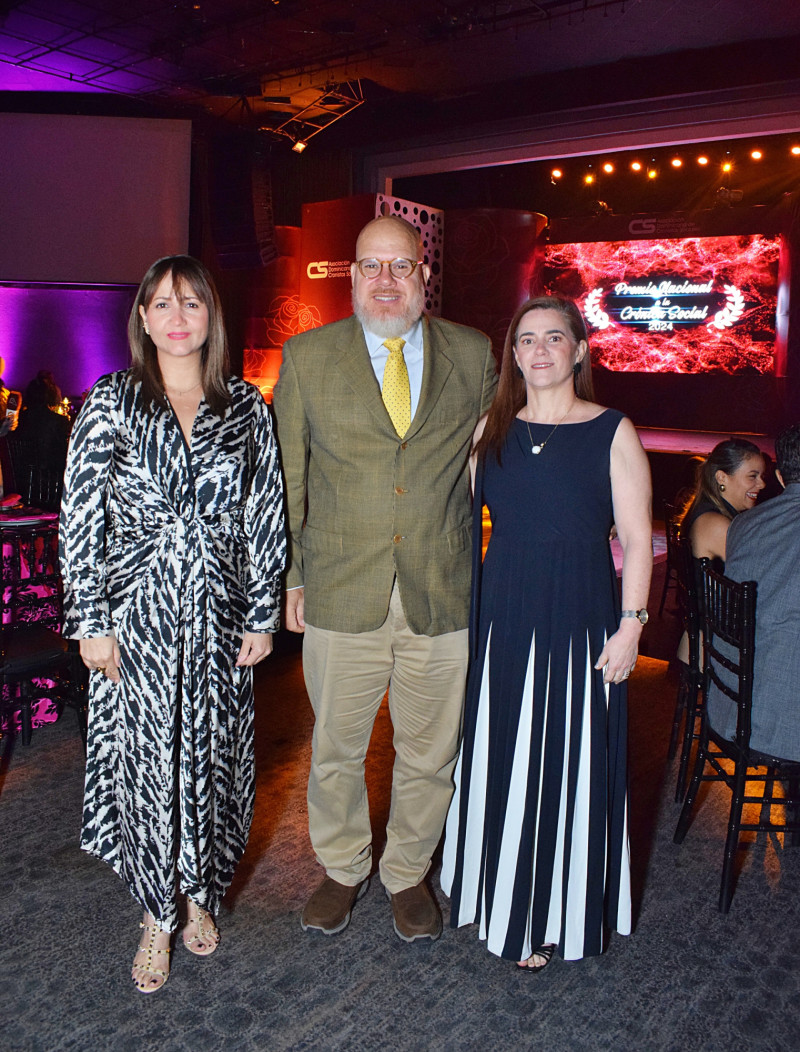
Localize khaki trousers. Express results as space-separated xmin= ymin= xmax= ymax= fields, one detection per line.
xmin=303 ymin=582 xmax=468 ymax=893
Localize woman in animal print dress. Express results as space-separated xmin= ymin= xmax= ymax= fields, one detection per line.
xmin=60 ymin=256 xmax=286 ymax=993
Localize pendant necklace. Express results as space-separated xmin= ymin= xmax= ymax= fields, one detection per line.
xmin=524 ymin=403 xmax=573 ymax=455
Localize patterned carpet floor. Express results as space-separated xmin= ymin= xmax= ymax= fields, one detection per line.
xmin=2 ymin=567 xmax=800 ymax=1051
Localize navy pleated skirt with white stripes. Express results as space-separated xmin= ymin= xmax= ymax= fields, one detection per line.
xmin=441 ymin=410 xmax=631 ymax=962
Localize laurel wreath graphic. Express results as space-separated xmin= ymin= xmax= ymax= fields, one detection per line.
xmin=708 ymin=284 xmax=745 ymax=330
xmin=584 ymin=288 xmax=611 ymax=329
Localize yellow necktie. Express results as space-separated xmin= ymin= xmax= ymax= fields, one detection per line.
xmin=382 ymin=338 xmax=411 ymax=438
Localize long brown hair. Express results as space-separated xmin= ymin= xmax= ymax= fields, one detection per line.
xmin=475 ymin=295 xmax=595 ymax=464
xmin=128 ymin=255 xmax=231 ymax=416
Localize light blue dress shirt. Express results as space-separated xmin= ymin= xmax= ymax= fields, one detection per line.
xmin=362 ymin=319 xmax=424 ymax=419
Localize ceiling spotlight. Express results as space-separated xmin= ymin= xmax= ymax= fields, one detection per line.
xmin=291 ymin=139 xmax=308 ymax=153
xmin=671 ymin=157 xmax=683 ymax=168
xmin=647 ymin=168 xmax=657 ymax=180
xmin=750 ymin=149 xmax=763 ymax=160
xmin=697 ymin=155 xmax=709 ymax=166
xmin=722 ymin=161 xmax=733 ymax=172
xmin=602 ymin=162 xmax=614 ymax=174
xmin=792 ymin=146 xmax=800 ymax=156
xmin=551 ymin=168 xmax=563 ymax=179
xmin=630 ymin=160 xmax=642 ymax=172
xmin=584 ymin=173 xmax=595 ymax=185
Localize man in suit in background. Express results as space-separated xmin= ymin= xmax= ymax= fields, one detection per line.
xmin=706 ymin=422 xmax=800 ymax=759
xmin=273 ymin=215 xmax=497 ymax=942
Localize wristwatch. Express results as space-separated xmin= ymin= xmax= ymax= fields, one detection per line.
xmin=621 ymin=609 xmax=649 ymax=625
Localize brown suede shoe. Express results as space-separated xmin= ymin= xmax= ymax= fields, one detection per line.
xmin=301 ymin=876 xmax=369 ymax=935
xmin=386 ymin=882 xmax=442 ymax=943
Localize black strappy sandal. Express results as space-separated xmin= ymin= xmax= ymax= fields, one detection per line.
xmin=515 ymin=943 xmax=556 ymax=973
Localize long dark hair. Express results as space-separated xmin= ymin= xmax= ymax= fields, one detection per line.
xmin=24 ymin=372 xmax=60 ymax=409
xmin=475 ymin=295 xmax=595 ymax=464
xmin=678 ymin=438 xmax=763 ymax=524
xmin=128 ymin=255 xmax=231 ymax=416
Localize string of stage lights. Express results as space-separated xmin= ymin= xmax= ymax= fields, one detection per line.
xmin=550 ymin=141 xmax=800 ymax=187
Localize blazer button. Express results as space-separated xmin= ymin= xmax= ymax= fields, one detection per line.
xmin=393 ymin=534 xmax=402 ymax=544
xmin=394 ymin=486 xmax=406 ymax=495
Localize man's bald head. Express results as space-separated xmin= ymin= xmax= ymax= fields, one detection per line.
xmin=354 ymin=215 xmax=423 ymax=261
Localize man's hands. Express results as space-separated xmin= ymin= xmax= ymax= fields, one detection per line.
xmin=285 ymin=588 xmax=305 ymax=633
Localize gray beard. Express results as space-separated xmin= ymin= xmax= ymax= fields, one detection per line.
xmin=352 ymin=287 xmax=425 ymax=339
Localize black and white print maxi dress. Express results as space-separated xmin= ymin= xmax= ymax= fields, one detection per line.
xmin=441 ymin=409 xmax=631 ymax=962
xmin=60 ymin=372 xmax=286 ymax=930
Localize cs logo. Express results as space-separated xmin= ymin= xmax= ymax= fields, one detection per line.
xmin=628 ymin=219 xmax=657 ymax=235
xmin=307 ymin=261 xmax=329 ymax=279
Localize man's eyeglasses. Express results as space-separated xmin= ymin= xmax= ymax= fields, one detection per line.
xmin=354 ymin=258 xmax=424 ymax=280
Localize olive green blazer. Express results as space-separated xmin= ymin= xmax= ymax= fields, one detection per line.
xmin=272 ymin=314 xmax=497 ymax=635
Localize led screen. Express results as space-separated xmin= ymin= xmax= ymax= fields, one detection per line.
xmin=542 ymin=234 xmax=780 ymax=373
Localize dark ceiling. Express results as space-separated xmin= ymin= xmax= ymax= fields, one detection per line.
xmin=2 ymin=0 xmax=798 ymax=132
xmin=2 ymin=1 xmax=800 ymax=219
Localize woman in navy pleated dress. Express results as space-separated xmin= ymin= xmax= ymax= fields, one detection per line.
xmin=441 ymin=296 xmax=652 ymax=970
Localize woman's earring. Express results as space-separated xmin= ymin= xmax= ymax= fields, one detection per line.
xmin=719 ymin=483 xmax=725 ymax=491
xmin=573 ymin=361 xmax=582 ymax=376
xmin=144 ymin=324 xmax=150 ymax=335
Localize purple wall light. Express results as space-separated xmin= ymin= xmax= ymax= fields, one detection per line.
xmin=0 ymin=284 xmax=134 ymax=398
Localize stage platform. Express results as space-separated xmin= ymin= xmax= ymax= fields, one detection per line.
xmin=637 ymin=427 xmax=774 ymax=457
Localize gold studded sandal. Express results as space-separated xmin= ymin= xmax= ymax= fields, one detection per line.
xmin=132 ymin=916 xmax=171 ymax=993
xmin=183 ymin=901 xmax=220 ymax=956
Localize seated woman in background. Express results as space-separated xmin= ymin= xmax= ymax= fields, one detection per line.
xmin=678 ymin=438 xmax=767 ymax=566
xmin=675 ymin=438 xmax=766 ymax=663
xmin=16 ymin=371 xmax=72 ymax=474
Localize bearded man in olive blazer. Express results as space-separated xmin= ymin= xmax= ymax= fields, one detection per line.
xmin=273 ymin=215 xmax=497 ymax=943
